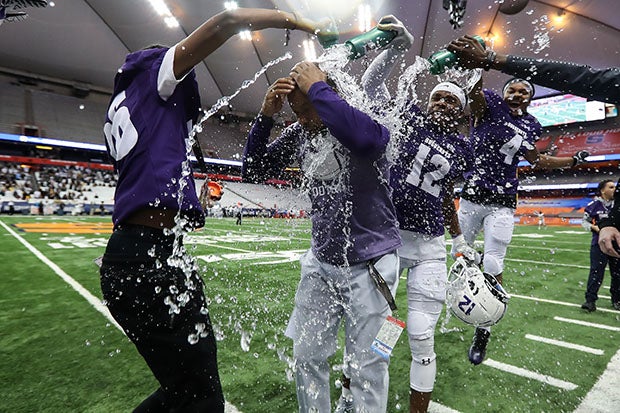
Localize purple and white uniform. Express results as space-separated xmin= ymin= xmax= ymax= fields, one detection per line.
xmin=243 ymin=81 xmax=401 ymax=413
xmin=103 ymin=46 xmax=204 ymax=228
xmin=390 ymin=103 xmax=473 ymax=394
xmin=458 ymin=88 xmax=542 ymax=277
xmin=100 ymin=46 xmax=223 ymax=410
xmin=461 ymin=89 xmax=541 ymax=208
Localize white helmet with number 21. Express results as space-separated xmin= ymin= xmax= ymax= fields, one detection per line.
xmin=446 ymin=257 xmax=510 ymax=327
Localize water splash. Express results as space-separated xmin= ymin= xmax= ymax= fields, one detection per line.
xmin=529 ymin=14 xmax=553 ymax=54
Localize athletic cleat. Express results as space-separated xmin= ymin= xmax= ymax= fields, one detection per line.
xmin=613 ymin=302 xmax=620 ymax=311
xmin=581 ymin=301 xmax=596 ymax=312
xmin=468 ymin=328 xmax=490 ymax=365
xmin=334 ymin=395 xmax=353 ymax=413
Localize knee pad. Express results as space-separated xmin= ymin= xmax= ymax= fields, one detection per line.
xmin=407 ymin=310 xmax=438 ymax=393
xmin=483 ymin=253 xmax=503 ymax=277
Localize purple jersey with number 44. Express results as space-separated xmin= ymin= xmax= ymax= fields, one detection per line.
xmin=464 ymin=89 xmax=542 ymax=196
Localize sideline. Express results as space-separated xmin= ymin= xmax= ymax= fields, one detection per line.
xmin=0 ymin=219 xmax=242 ymax=413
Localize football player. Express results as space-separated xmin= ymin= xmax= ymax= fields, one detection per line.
xmin=336 ymin=15 xmax=478 ymax=413
xmin=456 ymin=36 xmax=589 ymax=366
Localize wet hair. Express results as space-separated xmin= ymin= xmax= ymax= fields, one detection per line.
xmin=502 ymin=78 xmax=535 ymax=97
xmin=597 ymin=179 xmax=614 ymax=195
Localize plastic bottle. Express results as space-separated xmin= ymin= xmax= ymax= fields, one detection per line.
xmin=428 ymin=35 xmax=486 ymax=75
xmin=345 ymin=27 xmax=396 ymax=59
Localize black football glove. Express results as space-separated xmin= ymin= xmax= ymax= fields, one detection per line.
xmin=572 ymin=150 xmax=589 ymax=166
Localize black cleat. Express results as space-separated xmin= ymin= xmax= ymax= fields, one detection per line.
xmin=581 ymin=301 xmax=596 ymax=312
xmin=468 ymin=327 xmax=490 ymax=365
xmin=613 ymin=302 xmax=620 ymax=311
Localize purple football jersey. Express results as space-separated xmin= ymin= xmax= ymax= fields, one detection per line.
xmin=103 ymin=47 xmax=204 ymax=227
xmin=390 ymin=105 xmax=474 ymax=236
xmin=584 ymin=198 xmax=612 ymax=245
xmin=243 ymin=82 xmax=401 ymax=266
xmin=462 ymin=89 xmax=541 ymax=204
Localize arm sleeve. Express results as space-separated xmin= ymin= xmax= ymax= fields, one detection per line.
xmin=502 ymin=56 xmax=620 ymax=104
xmin=241 ymin=115 xmax=299 ymax=183
xmin=361 ymin=48 xmax=402 ymax=103
xmin=306 ymin=82 xmax=390 ymax=157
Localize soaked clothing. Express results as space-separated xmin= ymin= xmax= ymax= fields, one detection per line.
xmin=101 ymin=225 xmax=224 ymax=412
xmin=103 ymin=46 xmax=204 ymax=228
xmin=582 ymin=197 xmax=620 ymax=304
xmin=101 ymin=46 xmax=222 ymax=411
xmin=243 ymin=82 xmax=401 ymax=266
xmin=390 ymin=104 xmax=473 ymax=238
xmin=388 ymin=103 xmax=473 ymax=394
xmin=461 ymin=89 xmax=541 ymax=209
xmin=243 ymin=81 xmax=401 ymax=412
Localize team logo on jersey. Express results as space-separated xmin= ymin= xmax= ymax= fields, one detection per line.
xmin=301 ymin=131 xmax=348 ymax=181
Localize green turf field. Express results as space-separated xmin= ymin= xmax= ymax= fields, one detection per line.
xmin=1 ymin=215 xmax=619 ymax=412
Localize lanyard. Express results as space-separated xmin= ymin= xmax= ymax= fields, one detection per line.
xmin=367 ymin=259 xmax=397 ymax=311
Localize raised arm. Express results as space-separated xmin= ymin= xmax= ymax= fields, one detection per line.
xmin=361 ymin=15 xmax=413 ymax=102
xmin=448 ymin=35 xmax=620 ymax=104
xmin=242 ymin=78 xmax=300 ymax=183
xmin=174 ymin=8 xmax=336 ymax=79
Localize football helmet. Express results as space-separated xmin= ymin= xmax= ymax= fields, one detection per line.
xmin=446 ymin=257 xmax=510 ymax=327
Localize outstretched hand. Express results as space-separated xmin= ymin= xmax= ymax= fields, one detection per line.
xmin=599 ymin=226 xmax=620 ymax=258
xmin=572 ymin=150 xmax=589 ymax=166
xmin=290 ymin=62 xmax=327 ymax=94
xmin=447 ymin=35 xmax=487 ymax=69
xmin=260 ymin=77 xmax=296 ymax=117
xmin=376 ymin=14 xmax=413 ymax=52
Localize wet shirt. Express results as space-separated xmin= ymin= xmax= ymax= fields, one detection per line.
xmin=243 ymin=82 xmax=401 ymax=266
xmin=103 ymin=46 xmax=204 ymax=227
xmin=584 ymin=197 xmax=613 ymax=246
xmin=462 ymin=89 xmax=542 ymax=208
xmin=391 ymin=104 xmax=474 ymax=236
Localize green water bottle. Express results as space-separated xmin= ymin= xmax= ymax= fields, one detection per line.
xmin=345 ymin=27 xmax=397 ymax=59
xmin=428 ymin=35 xmax=486 ymax=75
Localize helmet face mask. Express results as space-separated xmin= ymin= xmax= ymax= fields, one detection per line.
xmin=446 ymin=257 xmax=510 ymax=327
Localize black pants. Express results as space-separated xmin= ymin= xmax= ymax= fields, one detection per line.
xmin=585 ymin=242 xmax=620 ymax=304
xmin=100 ymin=225 xmax=224 ymax=412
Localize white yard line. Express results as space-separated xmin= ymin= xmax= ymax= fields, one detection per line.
xmin=0 ymin=220 xmax=122 ymax=331
xmin=574 ymin=349 xmax=620 ymax=413
xmin=483 ymin=359 xmax=578 ymax=390
xmin=505 ymin=258 xmax=589 ymax=269
xmin=554 ymin=316 xmax=620 ymax=332
xmin=511 ymin=294 xmax=619 ymax=314
xmin=525 ymin=334 xmax=604 ymax=355
xmin=510 ymin=294 xmax=620 ymax=313
xmin=428 ymin=401 xmax=461 ymax=413
xmin=0 ymin=220 xmax=242 ymax=413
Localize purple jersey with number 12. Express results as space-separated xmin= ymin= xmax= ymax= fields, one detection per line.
xmin=390 ymin=104 xmax=474 ymax=236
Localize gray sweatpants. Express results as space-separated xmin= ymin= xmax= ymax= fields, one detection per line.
xmin=286 ymin=249 xmax=400 ymax=413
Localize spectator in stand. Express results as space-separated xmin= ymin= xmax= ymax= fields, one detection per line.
xmin=581 ymin=180 xmax=620 ymax=312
